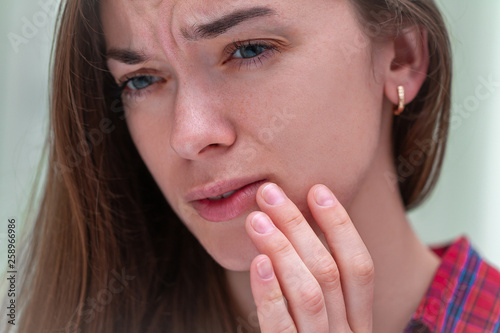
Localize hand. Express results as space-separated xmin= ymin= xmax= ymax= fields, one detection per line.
xmin=246 ymin=183 xmax=374 ymax=332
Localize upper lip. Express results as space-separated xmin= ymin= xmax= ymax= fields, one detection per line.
xmin=185 ymin=176 xmax=267 ymax=202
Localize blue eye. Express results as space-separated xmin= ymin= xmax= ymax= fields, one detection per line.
xmin=124 ymin=75 xmax=162 ymax=91
xmin=225 ymin=39 xmax=281 ymax=70
xmin=233 ymin=43 xmax=268 ymax=59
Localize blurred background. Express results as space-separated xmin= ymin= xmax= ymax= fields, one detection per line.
xmin=0 ymin=0 xmax=499 ymax=270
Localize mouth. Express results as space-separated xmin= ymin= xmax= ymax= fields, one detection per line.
xmin=206 ymin=189 xmax=239 ymax=201
xmin=188 ymin=179 xmax=268 ymax=222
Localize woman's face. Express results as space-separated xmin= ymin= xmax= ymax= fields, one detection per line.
xmin=102 ymin=0 xmax=392 ymax=270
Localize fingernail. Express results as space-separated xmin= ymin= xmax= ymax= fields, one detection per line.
xmin=251 ymin=213 xmax=275 ymax=234
xmin=257 ymin=257 xmax=273 ymax=280
xmin=262 ymin=183 xmax=285 ymax=205
xmin=314 ymin=185 xmax=335 ymax=206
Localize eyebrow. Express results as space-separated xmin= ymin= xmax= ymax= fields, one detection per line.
xmin=106 ymin=6 xmax=278 ymax=65
xmin=106 ymin=48 xmax=152 ymax=65
xmin=181 ymin=6 xmax=277 ymax=41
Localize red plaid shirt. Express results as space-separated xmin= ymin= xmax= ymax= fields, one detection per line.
xmin=403 ymin=236 xmax=500 ymax=332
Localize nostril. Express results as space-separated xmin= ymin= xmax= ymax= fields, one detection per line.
xmin=199 ymin=143 xmax=219 ymax=154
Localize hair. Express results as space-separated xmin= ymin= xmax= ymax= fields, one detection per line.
xmin=8 ymin=0 xmax=451 ymax=332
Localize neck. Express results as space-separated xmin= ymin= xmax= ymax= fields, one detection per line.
xmin=345 ymin=145 xmax=441 ymax=332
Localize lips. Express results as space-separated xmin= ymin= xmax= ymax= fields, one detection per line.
xmin=186 ymin=176 xmax=268 ymax=202
xmin=187 ymin=178 xmax=267 ymax=222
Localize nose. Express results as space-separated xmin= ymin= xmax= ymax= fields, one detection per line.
xmin=169 ymin=79 xmax=236 ymax=160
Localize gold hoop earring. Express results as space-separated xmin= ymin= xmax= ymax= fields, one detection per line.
xmin=393 ymin=86 xmax=405 ymax=116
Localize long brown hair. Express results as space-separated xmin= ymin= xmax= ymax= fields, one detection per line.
xmin=8 ymin=0 xmax=451 ymax=331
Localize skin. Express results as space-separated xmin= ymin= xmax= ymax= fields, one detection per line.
xmin=101 ymin=0 xmax=442 ymax=331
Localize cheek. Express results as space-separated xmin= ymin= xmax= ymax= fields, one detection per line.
xmin=125 ymin=105 xmax=203 ymax=225
xmin=250 ymin=44 xmax=383 ymax=211
xmin=125 ymin=109 xmax=162 ymax=161
xmin=124 ymin=107 xmax=179 ymax=194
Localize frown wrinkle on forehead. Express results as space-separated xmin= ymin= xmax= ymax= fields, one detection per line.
xmin=104 ymin=1 xmax=268 ymax=41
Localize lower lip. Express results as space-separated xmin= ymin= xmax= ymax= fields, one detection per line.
xmin=191 ymin=180 xmax=267 ymax=222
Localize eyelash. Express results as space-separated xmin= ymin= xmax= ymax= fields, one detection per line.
xmin=117 ymin=39 xmax=281 ymax=101
xmin=224 ymin=39 xmax=281 ymax=70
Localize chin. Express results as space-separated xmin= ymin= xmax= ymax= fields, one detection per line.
xmin=216 ymin=256 xmax=256 ymax=272
xmin=202 ymin=228 xmax=261 ymax=272
xmin=208 ymin=249 xmax=260 ymax=272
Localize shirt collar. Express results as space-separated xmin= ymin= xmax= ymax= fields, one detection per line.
xmin=404 ymin=235 xmax=472 ymax=332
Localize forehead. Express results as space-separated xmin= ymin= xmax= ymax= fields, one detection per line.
xmin=100 ymin=0 xmax=289 ymax=33
xmin=102 ymin=0 xmax=306 ymax=38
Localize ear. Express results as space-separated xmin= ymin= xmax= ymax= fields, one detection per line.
xmin=384 ymin=25 xmax=430 ymax=108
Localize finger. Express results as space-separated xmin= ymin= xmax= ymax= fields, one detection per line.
xmin=308 ymin=184 xmax=374 ymax=332
xmin=246 ymin=211 xmax=329 ymax=332
xmin=255 ymin=183 xmax=351 ymax=332
xmin=250 ymin=254 xmax=296 ymax=333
